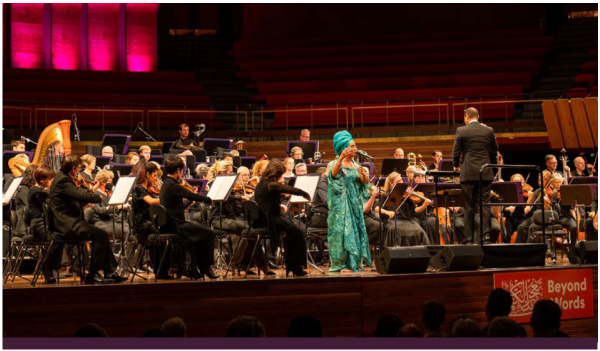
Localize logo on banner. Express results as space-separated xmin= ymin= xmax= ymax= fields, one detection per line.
xmin=493 ymin=269 xmax=594 ymax=323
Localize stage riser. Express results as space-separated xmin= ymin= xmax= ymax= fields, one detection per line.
xmin=3 ymin=266 xmax=597 ymax=337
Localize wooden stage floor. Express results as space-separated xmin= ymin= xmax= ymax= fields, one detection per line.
xmin=3 ymin=258 xmax=598 ymax=338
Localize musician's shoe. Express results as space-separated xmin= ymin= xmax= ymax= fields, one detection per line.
xmin=84 ymin=275 xmax=114 ymax=285
xmin=202 ymin=267 xmax=220 ymax=280
xmin=105 ymin=273 xmax=128 ymax=283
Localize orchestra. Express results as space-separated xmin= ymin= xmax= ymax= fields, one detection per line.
xmin=3 ymin=117 xmax=598 ymax=286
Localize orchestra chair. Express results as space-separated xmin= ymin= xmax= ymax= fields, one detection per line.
xmin=4 ymin=208 xmax=41 ymax=283
xmin=31 ymin=203 xmax=87 ymax=286
xmin=529 ymin=210 xmax=568 ymax=260
xmin=238 ymin=201 xmax=269 ymax=278
xmin=305 ymin=225 xmax=328 ymax=269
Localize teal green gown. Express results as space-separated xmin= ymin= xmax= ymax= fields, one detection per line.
xmin=327 ymin=160 xmax=372 ymax=272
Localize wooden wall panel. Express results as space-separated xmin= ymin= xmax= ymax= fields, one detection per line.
xmin=555 ymin=99 xmax=580 ymax=150
xmin=541 ymin=100 xmax=564 ymax=149
xmin=569 ymin=98 xmax=595 ymax=149
xmin=583 ymin=97 xmax=598 ymax=144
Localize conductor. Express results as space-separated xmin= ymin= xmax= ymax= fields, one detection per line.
xmin=452 ymin=107 xmax=499 ymax=244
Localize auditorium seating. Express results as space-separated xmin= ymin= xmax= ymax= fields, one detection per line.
xmin=565 ymin=61 xmax=597 ymax=98
xmin=231 ymin=27 xmax=551 ymax=127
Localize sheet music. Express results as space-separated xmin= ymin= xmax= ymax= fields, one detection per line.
xmin=206 ymin=174 xmax=238 ymax=201
xmin=108 ymin=176 xmax=137 ymax=205
xmin=290 ymin=175 xmax=320 ymax=203
xmin=2 ymin=177 xmax=23 ymax=204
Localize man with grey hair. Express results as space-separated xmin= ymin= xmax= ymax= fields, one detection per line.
xmin=295 ymin=163 xmax=308 ymax=176
xmin=300 ymin=129 xmax=311 ymax=142
xmin=452 ymin=107 xmax=498 ymax=244
xmin=101 ymin=146 xmax=114 ymax=159
xmin=571 ymin=156 xmax=590 ymax=177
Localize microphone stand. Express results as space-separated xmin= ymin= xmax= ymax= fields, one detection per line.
xmin=72 ymin=114 xmax=81 ymax=156
xmin=138 ymin=125 xmax=157 ymax=142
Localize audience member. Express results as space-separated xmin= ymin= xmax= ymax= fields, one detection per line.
xmin=226 ymin=316 xmax=266 ymax=337
xmin=288 ymin=316 xmax=323 ymax=337
xmin=450 ymin=318 xmax=482 ymax=337
xmin=162 ymin=317 xmax=186 ymax=337
xmin=487 ymin=317 xmax=527 ymax=337
xmin=482 ymin=288 xmax=513 ymax=336
xmin=399 ymin=323 xmax=424 ymax=337
xmin=421 ymin=300 xmax=446 ymax=337
xmin=530 ymin=299 xmax=562 ymax=337
xmin=73 ymin=323 xmax=108 ymax=337
xmin=374 ymin=313 xmax=403 ymax=337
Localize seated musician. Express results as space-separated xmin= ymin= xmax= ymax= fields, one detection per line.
xmin=250 ymin=159 xmax=269 ymax=184
xmin=139 ymin=145 xmax=152 ymax=162
xmin=160 ymin=155 xmax=218 ymax=279
xmin=80 ymin=154 xmax=96 ymax=184
xmin=90 ymin=170 xmax=130 ymax=239
xmin=413 ymin=173 xmax=441 ymax=245
xmin=290 ymin=146 xmax=305 ymax=163
xmin=545 ymin=155 xmax=559 ymax=175
xmin=516 ymin=171 xmax=553 ymax=243
xmin=13 ymin=165 xmax=37 ymax=237
xmin=571 ymin=157 xmax=591 ymax=177
xmin=393 ymin=148 xmax=404 ymax=160
xmin=295 ymin=163 xmax=308 ymax=176
xmin=27 ymin=165 xmax=59 ymax=283
xmin=428 ymin=150 xmax=443 ymax=170
xmin=170 ymin=123 xmax=200 ymax=152
xmin=126 ymin=152 xmax=140 ymax=165
xmin=209 ymin=160 xmax=248 ymax=233
xmin=361 ymin=167 xmax=383 ymax=247
xmin=550 ymin=173 xmax=579 ymax=248
xmin=406 ymin=166 xmax=416 ymax=186
xmin=11 ymin=140 xmax=26 ymax=152
xmin=584 ymin=195 xmax=597 ymax=241
xmin=283 ymin=158 xmax=296 ymax=178
xmin=49 ymin=154 xmax=125 ymax=284
xmin=503 ymin=174 xmax=528 ymax=239
xmin=102 ymin=146 xmax=114 ymax=159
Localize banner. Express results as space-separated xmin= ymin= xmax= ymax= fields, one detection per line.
xmin=493 ymin=268 xmax=594 ymax=323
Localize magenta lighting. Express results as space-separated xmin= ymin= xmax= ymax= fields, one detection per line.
xmin=11 ymin=4 xmax=44 ymax=69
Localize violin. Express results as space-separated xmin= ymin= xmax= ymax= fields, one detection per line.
xmin=233 ymin=181 xmax=255 ymax=195
xmin=522 ymin=183 xmax=534 ymax=197
xmin=405 ymin=187 xmax=430 ymax=204
xmin=248 ymin=176 xmax=260 ymax=188
xmin=179 ymin=179 xmax=198 ymax=193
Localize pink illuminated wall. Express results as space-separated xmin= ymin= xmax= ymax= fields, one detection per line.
xmin=88 ymin=4 xmax=119 ymax=70
xmin=52 ymin=3 xmax=81 ymax=70
xmin=126 ymin=4 xmax=158 ymax=72
xmin=11 ymin=3 xmax=44 ymax=68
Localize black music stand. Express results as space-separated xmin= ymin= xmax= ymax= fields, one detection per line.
xmin=568 ymin=176 xmax=598 ymax=185
xmin=287 ymin=141 xmax=318 ymax=159
xmin=433 ymin=188 xmax=464 ymax=244
xmin=381 ymin=159 xmax=410 ymax=177
xmin=382 ymin=183 xmax=410 ymax=247
xmin=111 ymin=164 xmax=134 ymax=184
xmin=203 ymin=139 xmax=232 ymax=158
xmin=102 ymin=134 xmax=131 ymax=155
xmin=107 ymin=175 xmax=138 ymax=279
xmin=491 ymin=182 xmax=521 ymax=243
xmin=95 ymin=156 xmax=112 ymax=170
xmin=561 ymin=185 xmax=595 ymax=242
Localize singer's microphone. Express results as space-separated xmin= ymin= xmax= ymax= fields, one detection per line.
xmin=357 ymin=150 xmax=375 ymax=160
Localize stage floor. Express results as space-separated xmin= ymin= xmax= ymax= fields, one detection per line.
xmin=3 ymin=256 xmax=598 ymax=338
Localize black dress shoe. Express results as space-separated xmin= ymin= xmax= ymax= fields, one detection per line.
xmin=245 ymin=270 xmax=257 ymax=276
xmin=105 ymin=273 xmax=128 ymax=283
xmin=202 ymin=267 xmax=220 ymax=280
xmin=84 ymin=276 xmax=115 ymax=285
xmin=45 ymin=276 xmax=57 ymax=284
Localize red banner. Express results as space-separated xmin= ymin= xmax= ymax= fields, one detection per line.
xmin=493 ymin=268 xmax=594 ymax=323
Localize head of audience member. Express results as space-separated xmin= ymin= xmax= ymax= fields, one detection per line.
xmin=179 ymin=123 xmax=190 ymax=140
xmin=21 ymin=165 xmax=38 ymax=188
xmin=237 ymin=166 xmax=250 ymax=185
xmin=126 ymin=152 xmax=140 ymax=165
xmin=488 ymin=317 xmax=527 ymax=337
xmin=287 ymin=315 xmax=323 ymax=337
xmin=195 ymin=164 xmax=213 ymax=182
xmin=573 ymin=156 xmax=586 ymax=173
xmin=463 ymin=107 xmax=480 ymax=124
xmin=295 ymin=163 xmax=308 ymax=176
xmin=53 ymin=141 xmax=65 ymax=156
xmin=290 ymin=147 xmax=304 ymax=161
xmin=451 ymin=318 xmax=482 ymax=337
xmin=60 ymin=154 xmax=82 ymax=178
xmin=139 ymin=145 xmax=151 ymax=161
xmin=138 ymin=161 xmax=161 ymax=186
xmin=421 ymin=300 xmax=446 ymax=336
xmin=261 ymin=160 xmax=286 ymax=183
xmin=164 ymin=155 xmax=185 ymax=180
xmin=374 ymin=313 xmax=403 ymax=337
xmin=300 ymin=129 xmax=310 ymax=142
xmin=142 ymin=328 xmax=166 ymax=337
xmin=530 ymin=299 xmax=562 ymax=337
xmin=102 ymin=146 xmax=114 ymax=158
xmin=95 ymin=170 xmax=114 ymax=192
xmin=80 ymin=154 xmax=96 ymax=174
xmin=162 ymin=317 xmax=186 ymax=337
xmin=545 ymin=155 xmax=557 ymax=173
xmin=486 ymin=288 xmax=513 ymax=323
xmin=73 ymin=323 xmax=108 ymax=337
xmin=394 ymin=148 xmax=404 ymax=160
xmin=399 ymin=323 xmax=424 ymax=337
xmin=284 ymin=157 xmax=295 ymax=175
xmin=34 ymin=165 xmax=56 ymax=188
xmin=383 ymin=172 xmax=402 ymax=194
xmin=432 ymin=150 xmax=443 ymax=166
xmin=11 ymin=140 xmax=25 ymax=152
xmin=252 ymin=160 xmax=269 ymax=179
xmin=226 ymin=316 xmax=265 ymax=337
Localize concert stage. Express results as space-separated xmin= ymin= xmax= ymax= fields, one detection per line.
xmin=3 ymin=259 xmax=598 ymax=338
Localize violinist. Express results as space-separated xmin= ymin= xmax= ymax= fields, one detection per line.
xmin=27 ymin=165 xmax=59 ymax=283
xmin=515 ymin=171 xmax=554 ymax=243
xmin=306 ymin=163 xmax=333 ymax=264
xmin=584 ymin=195 xmax=597 ymax=241
xmin=413 ymin=174 xmax=442 ymax=245
xmin=90 ymin=170 xmax=130 ymax=239
xmin=283 ymin=158 xmax=296 ymax=178
xmin=373 ymin=172 xmax=402 ymax=222
xmin=49 ymin=154 xmax=125 ymax=284
xmin=503 ymin=173 xmax=528 ymax=239
xmin=210 ymin=160 xmax=248 ymax=234
xmin=80 ymin=154 xmax=97 ymax=185
xmin=550 ymin=173 xmax=580 ymax=248
xmin=249 ymin=159 xmax=269 ymax=188
xmin=361 ymin=167 xmax=382 ymax=247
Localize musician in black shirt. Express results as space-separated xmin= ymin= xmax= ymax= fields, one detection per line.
xmin=170 ymin=123 xmax=199 ymax=152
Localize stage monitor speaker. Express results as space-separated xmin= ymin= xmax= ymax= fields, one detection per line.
xmin=430 ymin=245 xmax=483 ymax=271
xmin=481 ymin=244 xmax=546 ymax=268
xmin=375 ymin=247 xmax=430 ymax=274
xmin=568 ymin=241 xmax=598 ymax=264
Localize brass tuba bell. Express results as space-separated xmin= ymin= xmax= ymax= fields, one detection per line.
xmin=31 ymin=120 xmax=72 ymax=169
xmin=407 ymin=152 xmax=416 ymax=167
xmin=8 ymin=153 xmax=31 ymax=177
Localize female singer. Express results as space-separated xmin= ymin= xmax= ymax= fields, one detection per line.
xmin=283 ymin=158 xmax=296 ymax=178
xmin=327 ymin=130 xmax=372 ymax=273
xmin=254 ymin=160 xmax=310 ymax=277
xmin=91 ymin=170 xmax=130 ymax=238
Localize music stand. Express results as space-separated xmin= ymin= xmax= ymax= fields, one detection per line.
xmin=102 ymin=134 xmax=131 ymax=155
xmin=239 ymin=156 xmax=256 ymax=170
xmin=438 ymin=159 xmax=454 ymax=171
xmin=149 ymin=155 xmax=164 ymax=164
xmin=381 ymin=159 xmax=410 ymax=177
xmin=306 ymin=163 xmax=328 ymax=174
xmin=94 ymin=156 xmax=112 ymax=170
xmin=568 ymin=176 xmax=598 ymax=185
xmin=382 ymin=183 xmax=410 ymax=212
xmin=432 ymin=187 xmax=464 ymax=244
xmin=203 ymin=139 xmax=232 ymax=158
xmin=191 ymin=149 xmax=207 ymax=163
xmin=206 ymin=174 xmax=239 ymax=275
xmin=287 ymin=141 xmax=318 ymax=159
xmin=111 ymin=163 xmax=134 ymax=184
xmin=108 ymin=175 xmax=138 ymax=279
xmin=182 ymin=179 xmax=208 ymax=195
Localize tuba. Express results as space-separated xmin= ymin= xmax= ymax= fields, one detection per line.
xmin=407 ymin=152 xmax=416 ymax=167
xmin=31 ymin=120 xmax=72 ymax=168
xmin=8 ymin=153 xmax=31 ymax=177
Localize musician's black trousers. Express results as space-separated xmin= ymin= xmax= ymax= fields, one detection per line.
xmin=461 ymin=181 xmax=492 ymax=244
